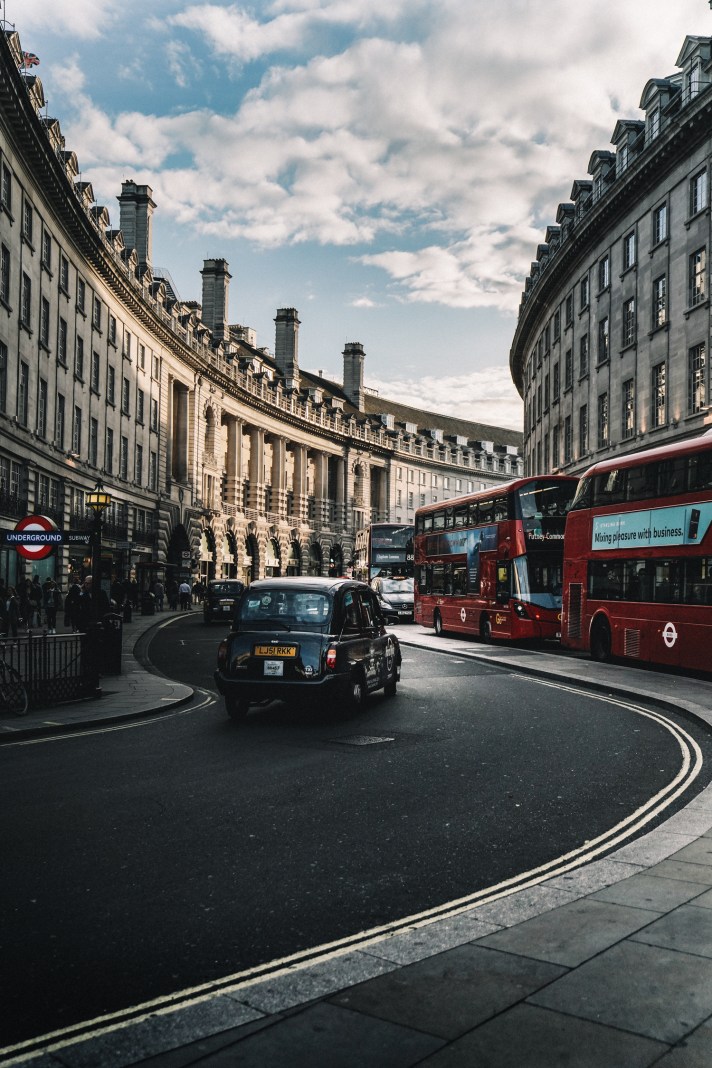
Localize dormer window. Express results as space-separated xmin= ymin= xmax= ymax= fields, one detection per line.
xmin=647 ymin=107 xmax=660 ymax=142
xmin=688 ymin=60 xmax=701 ymax=101
xmin=616 ymin=144 xmax=629 ymax=176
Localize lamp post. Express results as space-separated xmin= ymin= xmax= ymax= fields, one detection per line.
xmin=86 ymin=479 xmax=112 ymax=622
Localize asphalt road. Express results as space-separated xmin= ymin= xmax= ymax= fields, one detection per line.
xmin=2 ymin=615 xmax=711 ymax=1049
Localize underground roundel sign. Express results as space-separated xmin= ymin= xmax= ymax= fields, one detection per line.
xmin=7 ymin=514 xmax=62 ymax=561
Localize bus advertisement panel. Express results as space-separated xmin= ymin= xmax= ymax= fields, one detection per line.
xmin=562 ymin=432 xmax=712 ymax=671
xmin=414 ymin=476 xmax=577 ymax=642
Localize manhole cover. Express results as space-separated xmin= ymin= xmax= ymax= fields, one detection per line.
xmin=331 ymin=734 xmax=396 ymax=746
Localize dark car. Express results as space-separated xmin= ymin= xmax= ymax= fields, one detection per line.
xmin=371 ymin=576 xmax=414 ymax=623
xmin=214 ymin=577 xmax=401 ymax=722
xmin=203 ymin=580 xmax=245 ymax=624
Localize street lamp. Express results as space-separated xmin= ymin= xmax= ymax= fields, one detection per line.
xmin=86 ymin=478 xmax=112 ymax=622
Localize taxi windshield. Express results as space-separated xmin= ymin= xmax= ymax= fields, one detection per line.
xmin=238 ymin=590 xmax=332 ymax=631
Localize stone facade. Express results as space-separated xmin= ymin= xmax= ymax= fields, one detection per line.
xmin=510 ymin=35 xmax=712 ymax=479
xmin=0 ymin=27 xmax=521 ymax=592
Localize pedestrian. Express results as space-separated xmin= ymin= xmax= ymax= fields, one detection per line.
xmin=18 ymin=583 xmax=32 ymax=630
xmin=192 ymin=579 xmax=204 ymax=604
xmin=153 ymin=578 xmax=165 ymax=611
xmin=43 ymin=578 xmax=62 ymax=634
xmin=167 ymin=579 xmax=178 ymax=611
xmin=179 ymin=579 xmax=192 ymax=611
xmin=129 ymin=579 xmax=139 ymax=609
xmin=76 ymin=577 xmax=94 ymax=632
xmin=30 ymin=576 xmax=43 ymax=627
xmin=65 ymin=576 xmax=82 ymax=632
xmin=6 ymin=586 xmax=20 ymax=637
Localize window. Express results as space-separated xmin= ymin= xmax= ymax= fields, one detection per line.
xmin=22 ymin=200 xmax=33 ymax=243
xmin=55 ymin=394 xmax=65 ymax=449
xmin=622 ymin=298 xmax=636 ymax=347
xmin=135 ymin=443 xmax=143 ymax=484
xmin=138 ymin=344 xmax=146 ymax=370
xmin=150 ymin=397 xmax=158 ymax=432
xmin=107 ymin=365 xmax=115 ymax=404
xmin=149 ymin=451 xmax=158 ymax=491
xmin=648 ymin=106 xmax=660 ymax=142
xmin=652 ymin=361 xmax=666 ymax=428
xmin=0 ymin=341 xmax=7 ymax=412
xmin=579 ymin=334 xmax=589 ymax=377
xmin=137 ymin=388 xmax=144 ymax=424
xmin=57 ymin=318 xmax=67 ymax=365
xmin=689 ymin=247 xmax=706 ymax=307
xmin=653 ymin=275 xmax=667 ymax=329
xmin=553 ymin=362 xmax=560 ymax=401
xmin=623 ymin=231 xmax=636 ymax=270
xmin=72 ymin=406 xmax=82 ymax=455
xmin=93 ymin=297 xmax=102 ymax=329
xmin=688 ymin=60 xmax=701 ymax=100
xmin=91 ymin=350 xmax=100 ymax=392
xmin=0 ymin=244 xmax=9 ymax=304
xmin=120 ymin=436 xmax=129 ymax=480
xmin=121 ymin=377 xmax=130 ymax=415
xmin=108 ymin=315 xmax=117 ymax=345
xmin=105 ymin=427 xmax=114 ymax=474
xmin=75 ymin=336 xmax=84 ymax=379
xmin=37 ymin=378 xmax=47 ymax=438
xmin=17 ymin=361 xmax=28 ymax=426
xmin=597 ymin=317 xmax=609 ymax=363
xmin=562 ymin=350 xmax=572 ymax=391
xmin=565 ymin=293 xmax=573 ymax=326
xmin=653 ymin=203 xmax=667 ymax=244
xmin=552 ymin=424 xmax=560 ymax=468
xmin=597 ymin=393 xmax=609 ymax=448
xmin=616 ymin=143 xmax=628 ymax=176
xmin=536 ymin=384 xmax=542 ymax=420
xmin=580 ymin=275 xmax=589 ymax=309
xmin=76 ymin=278 xmax=86 ymax=313
xmin=20 ymin=272 xmax=31 ymax=326
xmin=579 ymin=404 xmax=588 ymax=457
xmin=152 ymin=354 xmax=160 ymax=379
xmin=544 ymin=373 xmax=550 ymax=412
xmin=564 ymin=415 xmax=572 ymax=463
xmin=41 ymin=230 xmax=51 ymax=269
xmin=598 ymin=255 xmax=610 ymax=291
xmin=123 ymin=330 xmax=132 ymax=360
xmin=689 ymin=343 xmax=707 ymax=414
xmin=59 ymin=255 xmax=69 ymax=293
xmin=690 ymin=170 xmax=708 ymax=216
xmin=553 ymin=310 xmax=560 ymax=340
xmin=408 ymin=491 xmax=414 ymax=509
xmin=40 ymin=297 xmax=50 ymax=346
xmin=89 ymin=418 xmax=98 ymax=466
xmin=1 ymin=163 xmax=11 ymax=212
xmin=622 ymin=379 xmax=636 ymax=440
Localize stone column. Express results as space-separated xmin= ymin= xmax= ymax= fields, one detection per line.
xmin=292 ymin=445 xmax=308 ymax=522
xmin=247 ymin=426 xmax=265 ymax=513
xmin=225 ymin=417 xmax=243 ymax=508
xmin=270 ymin=435 xmax=288 ymax=518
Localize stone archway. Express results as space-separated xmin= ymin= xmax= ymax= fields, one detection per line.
xmin=199 ymin=528 xmax=216 ymax=584
xmin=221 ymin=531 xmax=238 ymax=579
xmin=329 ymin=543 xmax=344 ymax=577
xmin=308 ymin=541 xmax=322 ymax=576
xmin=265 ymin=537 xmax=281 ymax=577
xmin=286 ymin=540 xmax=301 ymax=576
xmin=244 ymin=534 xmax=260 ymax=584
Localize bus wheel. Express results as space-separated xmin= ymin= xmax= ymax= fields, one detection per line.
xmin=590 ymin=617 xmax=612 ymax=663
xmin=434 ymin=611 xmax=444 ymax=637
xmin=480 ymin=615 xmax=492 ymax=643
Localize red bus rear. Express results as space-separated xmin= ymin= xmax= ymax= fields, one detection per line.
xmin=562 ymin=431 xmax=712 ymax=671
xmin=414 ymin=476 xmax=578 ymax=642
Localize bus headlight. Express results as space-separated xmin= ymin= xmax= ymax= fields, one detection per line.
xmin=512 ymin=602 xmax=531 ymax=619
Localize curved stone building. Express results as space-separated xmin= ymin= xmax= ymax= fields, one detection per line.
xmin=0 ymin=27 xmax=521 ymax=592
xmin=510 ymin=35 xmax=712 ymax=478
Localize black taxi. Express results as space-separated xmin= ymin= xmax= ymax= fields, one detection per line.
xmin=214 ymin=577 xmax=401 ymax=722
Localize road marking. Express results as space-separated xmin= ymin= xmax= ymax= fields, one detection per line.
xmin=2 ymin=676 xmax=703 ymax=1064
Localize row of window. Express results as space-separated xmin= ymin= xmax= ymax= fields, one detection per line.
xmin=530 ymin=341 xmax=708 ymax=472
xmin=587 ymin=557 xmax=712 ymax=607
xmin=573 ymin=446 xmax=712 ymax=509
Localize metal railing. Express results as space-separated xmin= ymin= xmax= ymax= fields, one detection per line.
xmin=0 ymin=633 xmax=98 ymax=708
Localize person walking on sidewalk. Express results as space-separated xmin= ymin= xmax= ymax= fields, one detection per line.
xmin=65 ymin=576 xmax=82 ymax=632
xmin=179 ymin=579 xmax=192 ymax=611
xmin=43 ymin=579 xmax=62 ymax=634
xmin=153 ymin=579 xmax=165 ymax=611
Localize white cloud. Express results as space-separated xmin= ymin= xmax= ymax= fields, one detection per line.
xmin=366 ymin=367 xmax=524 ymax=431
xmin=38 ymin=0 xmax=711 ymax=314
xmin=14 ymin=0 xmax=122 ymax=39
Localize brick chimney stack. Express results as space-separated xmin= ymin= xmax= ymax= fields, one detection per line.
xmin=200 ymin=259 xmax=231 ymax=343
xmin=274 ymin=307 xmax=300 ymax=391
xmin=343 ymin=342 xmax=365 ymax=411
xmin=118 ymin=181 xmax=155 ymax=271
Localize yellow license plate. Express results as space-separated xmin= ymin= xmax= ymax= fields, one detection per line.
xmin=254 ymin=645 xmax=297 ymax=657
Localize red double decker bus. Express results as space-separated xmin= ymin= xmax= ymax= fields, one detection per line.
xmin=562 ymin=432 xmax=712 ymax=671
xmin=414 ymin=476 xmax=578 ymax=642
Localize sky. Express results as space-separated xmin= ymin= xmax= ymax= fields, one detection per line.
xmin=8 ymin=0 xmax=712 ymax=430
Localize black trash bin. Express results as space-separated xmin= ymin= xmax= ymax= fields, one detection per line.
xmin=141 ymin=592 xmax=155 ymax=616
xmin=101 ymin=612 xmax=123 ymax=675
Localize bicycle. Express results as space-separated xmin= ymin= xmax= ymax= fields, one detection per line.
xmin=0 ymin=652 xmax=28 ymax=716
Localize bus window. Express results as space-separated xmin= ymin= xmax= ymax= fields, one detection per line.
xmin=453 ymin=506 xmax=468 ymax=528
xmin=443 ymin=565 xmax=453 ymax=595
xmin=433 ymin=513 xmax=445 ymax=531
xmin=657 ymin=459 xmax=687 ymax=497
xmin=444 ymin=509 xmax=454 ymax=529
xmin=688 ymin=452 xmax=712 ymax=493
xmin=479 ymin=500 xmax=494 ymax=524
xmin=468 ymin=503 xmax=479 ymax=526
xmin=493 ymin=498 xmax=508 ymax=522
xmin=416 ymin=565 xmax=427 ymax=594
xmin=496 ymin=562 xmax=510 ymax=604
xmin=432 ymin=564 xmax=445 ymax=592
xmin=453 ymin=565 xmax=467 ymax=594
xmin=423 ymin=515 xmax=433 ymax=532
xmin=594 ymin=469 xmax=626 ymax=505
xmin=626 ymin=463 xmax=657 ymax=502
xmin=570 ymin=476 xmax=592 ymax=511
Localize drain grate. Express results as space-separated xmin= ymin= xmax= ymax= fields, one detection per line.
xmin=331 ymin=734 xmax=396 ymax=746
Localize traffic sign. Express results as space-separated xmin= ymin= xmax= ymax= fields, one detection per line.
xmin=6 ymin=515 xmax=61 ymax=560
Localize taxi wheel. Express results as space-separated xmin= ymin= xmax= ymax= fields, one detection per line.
xmin=384 ymin=675 xmax=397 ymax=698
xmin=226 ymin=697 xmax=248 ymax=723
xmin=434 ymin=611 xmax=444 ymax=637
xmin=347 ymin=672 xmax=366 ymax=711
